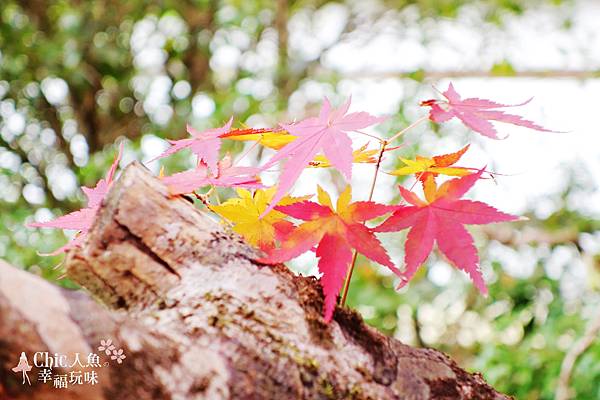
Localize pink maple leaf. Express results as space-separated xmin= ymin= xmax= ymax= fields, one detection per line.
xmin=28 ymin=144 xmax=124 ymax=255
xmin=151 ymin=117 xmax=233 ymax=173
xmin=161 ymin=156 xmax=263 ymax=196
xmin=421 ymin=83 xmax=555 ymax=139
xmin=261 ymin=97 xmax=386 ymax=216
xmin=374 ymin=170 xmax=518 ymax=295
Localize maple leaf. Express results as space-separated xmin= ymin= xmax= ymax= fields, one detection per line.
xmin=374 ymin=170 xmax=518 ymax=295
xmin=227 ymin=127 xmax=395 ymax=169
xmin=263 ymin=185 xmax=400 ymax=322
xmin=221 ymin=127 xmax=296 ymax=150
xmin=421 ymin=83 xmax=554 ymax=139
xmin=210 ymin=188 xmax=311 ymax=251
xmin=309 ymin=143 xmax=400 ymax=168
xmin=161 ymin=155 xmax=263 ymax=196
xmin=389 ymin=144 xmax=471 ymax=183
xmin=261 ymin=97 xmax=387 ymax=216
xmin=151 ymin=117 xmax=233 ymax=173
xmin=28 ymin=144 xmax=123 ymax=255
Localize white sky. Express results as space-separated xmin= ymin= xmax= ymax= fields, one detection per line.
xmin=283 ymin=0 xmax=600 ymax=219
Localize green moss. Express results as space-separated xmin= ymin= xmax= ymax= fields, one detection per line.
xmin=319 ymin=378 xmax=335 ymax=398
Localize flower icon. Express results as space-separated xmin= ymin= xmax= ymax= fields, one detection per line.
xmin=111 ymin=348 xmax=126 ymax=364
xmin=98 ymin=339 xmax=115 ymax=356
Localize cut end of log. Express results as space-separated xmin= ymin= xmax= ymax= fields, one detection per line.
xmin=1 ymin=162 xmax=510 ymax=399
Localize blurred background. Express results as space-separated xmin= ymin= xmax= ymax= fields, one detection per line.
xmin=1 ymin=0 xmax=599 ymax=398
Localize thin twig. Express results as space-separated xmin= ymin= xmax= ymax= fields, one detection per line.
xmin=555 ymin=310 xmax=600 ymax=400
xmin=387 ymin=115 xmax=428 ymax=144
xmin=340 ymin=141 xmax=387 ymax=307
xmin=237 ymin=140 xmax=260 ymax=163
xmin=339 ymin=115 xmax=430 ymax=307
xmin=355 ymin=130 xmax=385 ymax=144
xmin=329 ymin=69 xmax=600 ymax=80
xmin=193 ymin=187 xmax=214 ymax=207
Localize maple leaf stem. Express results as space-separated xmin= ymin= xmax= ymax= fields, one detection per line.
xmin=387 ymin=115 xmax=428 ymax=143
xmin=355 ymin=130 xmax=385 ymax=144
xmin=340 ymin=251 xmax=359 ymax=307
xmin=237 ymin=140 xmax=260 ymax=163
xmin=367 ymin=142 xmax=387 ymax=200
xmin=213 ymin=187 xmax=222 ymax=205
xmin=193 ymin=189 xmax=213 ymax=207
xmin=340 ymin=141 xmax=387 ymax=307
xmin=52 ymin=259 xmax=65 ymax=270
xmin=409 ymin=172 xmax=423 ymax=192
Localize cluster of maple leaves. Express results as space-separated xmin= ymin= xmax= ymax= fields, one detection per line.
xmin=29 ymin=83 xmax=554 ymax=322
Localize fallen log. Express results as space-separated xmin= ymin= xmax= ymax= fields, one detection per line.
xmin=0 ymin=162 xmax=509 ymax=399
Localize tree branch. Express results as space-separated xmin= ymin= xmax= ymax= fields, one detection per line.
xmin=555 ymin=310 xmax=600 ymax=400
xmin=321 ymin=69 xmax=600 ymax=80
xmin=0 ymin=163 xmax=510 ymax=399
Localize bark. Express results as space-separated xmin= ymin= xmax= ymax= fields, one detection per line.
xmin=0 ymin=162 xmax=510 ymax=400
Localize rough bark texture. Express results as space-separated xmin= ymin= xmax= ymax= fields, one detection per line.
xmin=0 ymin=162 xmax=510 ymax=400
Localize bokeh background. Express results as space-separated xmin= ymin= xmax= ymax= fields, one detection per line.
xmin=1 ymin=1 xmax=600 ymax=398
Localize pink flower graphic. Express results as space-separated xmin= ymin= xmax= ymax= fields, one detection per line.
xmin=111 ymin=348 xmax=126 ymax=364
xmin=98 ymin=339 xmax=115 ymax=356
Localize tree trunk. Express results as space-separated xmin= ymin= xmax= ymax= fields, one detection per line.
xmin=0 ymin=162 xmax=510 ymax=400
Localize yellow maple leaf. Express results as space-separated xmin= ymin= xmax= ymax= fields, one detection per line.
xmin=310 ymin=143 xmax=398 ymax=168
xmin=223 ymin=128 xmax=296 ymax=150
xmin=210 ymin=187 xmax=310 ymax=251
xmin=388 ymin=144 xmax=472 ymax=182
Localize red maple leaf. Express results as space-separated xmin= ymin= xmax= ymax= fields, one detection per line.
xmin=161 ymin=155 xmax=263 ymax=196
xmin=220 ymin=127 xmax=276 ymax=138
xmin=262 ymin=185 xmax=400 ymax=322
xmin=261 ymin=97 xmax=386 ymax=216
xmin=28 ymin=144 xmax=123 ymax=255
xmin=374 ymin=170 xmax=518 ymax=295
xmin=421 ymin=83 xmax=555 ymax=139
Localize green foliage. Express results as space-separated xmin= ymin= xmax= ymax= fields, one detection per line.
xmin=347 ymin=207 xmax=600 ymax=399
